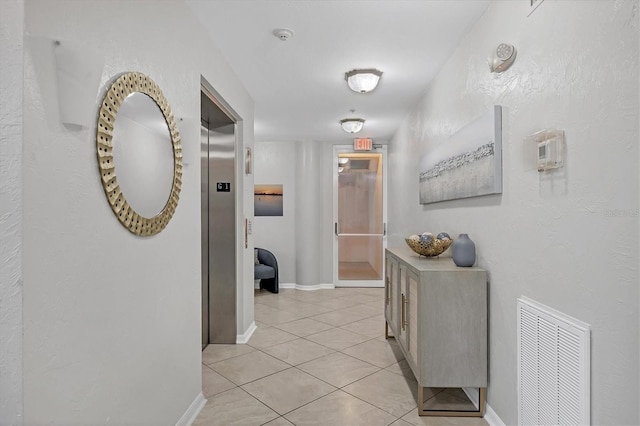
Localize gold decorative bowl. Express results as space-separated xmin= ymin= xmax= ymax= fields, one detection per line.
xmin=405 ymin=234 xmax=452 ymax=257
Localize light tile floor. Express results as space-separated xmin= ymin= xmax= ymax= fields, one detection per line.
xmin=196 ymin=287 xmax=488 ymax=426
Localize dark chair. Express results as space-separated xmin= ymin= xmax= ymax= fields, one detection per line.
xmin=254 ymin=247 xmax=279 ymax=293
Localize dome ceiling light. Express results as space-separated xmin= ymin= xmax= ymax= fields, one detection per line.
xmin=340 ymin=118 xmax=365 ymax=133
xmin=345 ymin=69 xmax=382 ymax=93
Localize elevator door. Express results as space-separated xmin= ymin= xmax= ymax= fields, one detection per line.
xmin=201 ymin=90 xmax=236 ymax=348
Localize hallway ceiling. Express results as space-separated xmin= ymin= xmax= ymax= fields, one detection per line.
xmin=187 ymin=0 xmax=490 ymax=144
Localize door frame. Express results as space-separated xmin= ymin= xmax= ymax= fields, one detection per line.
xmin=332 ymin=144 xmax=388 ymax=288
xmin=201 ymin=78 xmax=241 ymax=347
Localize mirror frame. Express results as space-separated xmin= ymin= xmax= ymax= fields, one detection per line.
xmin=96 ymin=72 xmax=182 ymax=236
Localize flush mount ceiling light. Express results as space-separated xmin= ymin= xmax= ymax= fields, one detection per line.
xmin=340 ymin=118 xmax=365 ymax=133
xmin=345 ymin=69 xmax=382 ymax=93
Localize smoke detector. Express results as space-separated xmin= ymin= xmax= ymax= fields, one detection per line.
xmin=273 ymin=28 xmax=295 ymax=41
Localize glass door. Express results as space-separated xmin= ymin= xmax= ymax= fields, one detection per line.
xmin=334 ymin=147 xmax=387 ymax=287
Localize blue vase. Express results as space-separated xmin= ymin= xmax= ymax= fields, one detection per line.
xmin=452 ymin=234 xmax=476 ymax=267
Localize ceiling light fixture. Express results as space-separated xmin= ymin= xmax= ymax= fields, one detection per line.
xmin=345 ymin=69 xmax=382 ymax=93
xmin=338 ymin=158 xmax=350 ymax=165
xmin=340 ymin=118 xmax=365 ymax=133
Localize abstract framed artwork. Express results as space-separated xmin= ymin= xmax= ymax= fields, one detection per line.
xmin=254 ymin=184 xmax=283 ymax=216
xmin=419 ymin=105 xmax=502 ymax=204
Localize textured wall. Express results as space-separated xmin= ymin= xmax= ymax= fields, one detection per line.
xmin=253 ymin=141 xmax=298 ymax=283
xmin=0 ymin=0 xmax=24 ymax=423
xmin=21 ymin=0 xmax=254 ymax=423
xmin=388 ymin=1 xmax=639 ymax=424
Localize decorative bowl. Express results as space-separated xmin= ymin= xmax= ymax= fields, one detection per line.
xmin=405 ymin=233 xmax=452 ymax=257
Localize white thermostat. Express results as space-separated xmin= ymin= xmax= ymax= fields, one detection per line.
xmin=527 ymin=130 xmax=565 ymax=172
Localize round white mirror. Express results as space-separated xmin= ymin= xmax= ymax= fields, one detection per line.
xmin=111 ymin=92 xmax=174 ymax=218
xmin=97 ymin=72 xmax=182 ymax=236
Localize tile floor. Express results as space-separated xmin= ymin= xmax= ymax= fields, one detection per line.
xmin=196 ymin=287 xmax=488 ymax=426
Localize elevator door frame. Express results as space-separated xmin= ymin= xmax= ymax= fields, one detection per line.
xmin=201 ymin=80 xmax=240 ymax=348
xmin=332 ymin=145 xmax=388 ymax=288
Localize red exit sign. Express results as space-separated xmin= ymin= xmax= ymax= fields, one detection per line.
xmin=354 ymin=138 xmax=372 ymax=151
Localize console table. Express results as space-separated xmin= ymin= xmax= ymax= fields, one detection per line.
xmin=384 ymin=247 xmax=487 ymax=417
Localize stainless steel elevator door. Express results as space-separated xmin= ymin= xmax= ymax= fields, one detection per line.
xmin=206 ymin=123 xmax=236 ymax=344
xmin=201 ymin=89 xmax=237 ymax=348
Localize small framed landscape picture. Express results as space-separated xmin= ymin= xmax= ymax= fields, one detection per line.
xmin=254 ymin=184 xmax=283 ymax=216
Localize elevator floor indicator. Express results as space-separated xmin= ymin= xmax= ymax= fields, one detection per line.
xmin=216 ymin=182 xmax=231 ymax=192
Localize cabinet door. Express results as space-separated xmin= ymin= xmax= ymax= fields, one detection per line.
xmin=398 ymin=264 xmax=409 ymax=352
xmin=384 ymin=256 xmax=397 ymax=330
xmin=407 ymin=269 xmax=419 ymax=368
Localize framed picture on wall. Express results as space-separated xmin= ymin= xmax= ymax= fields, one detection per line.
xmin=418 ymin=106 xmax=502 ymax=204
xmin=254 ymin=184 xmax=283 ymax=216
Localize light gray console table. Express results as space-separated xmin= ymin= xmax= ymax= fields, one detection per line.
xmin=384 ymin=247 xmax=487 ymax=417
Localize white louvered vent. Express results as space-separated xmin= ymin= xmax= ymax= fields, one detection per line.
xmin=517 ymin=297 xmax=590 ymax=426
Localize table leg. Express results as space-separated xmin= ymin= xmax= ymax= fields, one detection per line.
xmin=417 ymin=386 xmax=486 ymax=417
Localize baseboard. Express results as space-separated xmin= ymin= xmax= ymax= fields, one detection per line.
xmin=236 ymin=321 xmax=257 ymax=344
xmin=176 ymin=391 xmax=206 ymax=426
xmin=463 ymin=387 xmax=504 ymax=426
xmin=335 ymin=282 xmax=384 ymax=288
xmin=484 ymin=403 xmax=506 ymax=426
xmin=279 ymin=283 xmax=335 ymax=291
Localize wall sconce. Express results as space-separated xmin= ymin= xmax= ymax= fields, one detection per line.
xmin=340 ymin=118 xmax=365 ymax=133
xmin=344 ymin=69 xmax=382 ymax=93
xmin=488 ymin=43 xmax=517 ymax=73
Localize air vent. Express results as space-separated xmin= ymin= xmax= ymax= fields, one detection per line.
xmin=517 ymin=297 xmax=590 ymax=426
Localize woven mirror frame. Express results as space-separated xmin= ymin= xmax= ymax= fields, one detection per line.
xmin=96 ymin=72 xmax=182 ymax=236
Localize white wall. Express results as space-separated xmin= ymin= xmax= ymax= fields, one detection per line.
xmin=295 ymin=140 xmax=324 ymax=286
xmin=253 ymin=140 xmax=336 ymax=287
xmin=253 ymin=142 xmax=297 ymax=283
xmin=18 ymin=0 xmax=254 ymax=423
xmin=0 ymin=0 xmax=24 ymax=423
xmin=388 ymin=1 xmax=639 ymax=424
